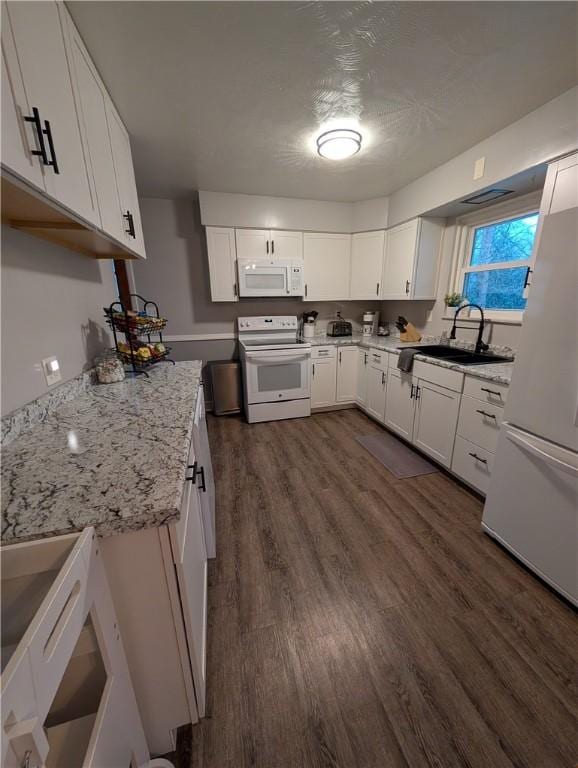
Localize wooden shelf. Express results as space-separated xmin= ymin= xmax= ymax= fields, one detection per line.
xmin=1 ymin=174 xmax=138 ymax=260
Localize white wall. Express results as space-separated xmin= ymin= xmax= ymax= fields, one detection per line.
xmin=388 ymin=87 xmax=578 ymax=226
xmin=351 ymin=196 xmax=389 ymax=232
xmin=1 ymin=225 xmax=117 ymax=415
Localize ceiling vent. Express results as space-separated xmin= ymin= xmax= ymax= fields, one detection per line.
xmin=461 ymin=189 xmax=513 ymax=205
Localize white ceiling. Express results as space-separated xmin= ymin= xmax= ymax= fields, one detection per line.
xmin=67 ymin=1 xmax=578 ymax=202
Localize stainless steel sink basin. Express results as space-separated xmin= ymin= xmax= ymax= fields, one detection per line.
xmin=405 ymin=345 xmax=513 ymax=366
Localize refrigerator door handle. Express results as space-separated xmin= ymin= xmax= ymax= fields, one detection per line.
xmin=506 ymin=430 xmax=578 ymax=477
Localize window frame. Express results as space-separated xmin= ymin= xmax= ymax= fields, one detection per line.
xmin=449 ymin=190 xmax=542 ymax=324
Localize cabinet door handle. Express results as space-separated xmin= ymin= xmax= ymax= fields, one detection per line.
xmin=24 ymin=107 xmax=49 ymax=166
xmin=123 ymin=211 xmax=136 ymax=238
xmin=312 ymin=363 xmax=315 ymax=378
xmin=480 ymin=387 xmax=502 ymax=397
xmin=476 ymin=409 xmax=496 ymax=419
xmin=415 ymin=385 xmax=420 ymax=400
xmin=410 ymin=384 xmax=415 ymax=399
xmin=305 ymin=284 xmax=308 ymax=297
xmin=364 ymin=353 xmax=367 ymax=365
xmin=523 ymin=266 xmax=533 ymax=289
xmin=196 ymin=464 xmax=206 ymax=492
xmin=381 ymin=371 xmax=386 ymax=386
xmin=266 ymin=240 xmax=269 ymax=254
xmin=405 ymin=280 xmax=410 ymax=295
xmin=339 ymin=351 xmax=342 ymax=364
xmin=233 ymin=282 xmax=238 ymax=297
xmin=468 ymin=452 xmax=488 ymax=464
xmin=42 ymin=119 xmax=60 ymax=174
xmin=271 ymin=239 xmax=275 ymax=254
xmin=376 ymin=282 xmax=380 ymax=296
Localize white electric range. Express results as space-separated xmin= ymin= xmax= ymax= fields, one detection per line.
xmin=238 ymin=316 xmax=311 ymax=423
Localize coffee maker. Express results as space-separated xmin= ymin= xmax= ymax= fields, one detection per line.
xmin=362 ymin=310 xmax=379 ymax=336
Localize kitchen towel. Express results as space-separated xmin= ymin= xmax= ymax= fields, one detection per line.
xmin=397 ymin=348 xmax=418 ymax=372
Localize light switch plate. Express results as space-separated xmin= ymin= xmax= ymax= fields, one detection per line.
xmin=473 ymin=157 xmax=485 ymax=180
xmin=42 ymin=356 xmax=62 ymax=386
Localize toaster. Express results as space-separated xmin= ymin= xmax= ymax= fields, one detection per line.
xmin=327 ymin=319 xmax=353 ymax=337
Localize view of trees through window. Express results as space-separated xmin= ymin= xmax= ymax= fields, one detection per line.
xmin=463 ymin=212 xmax=539 ymax=311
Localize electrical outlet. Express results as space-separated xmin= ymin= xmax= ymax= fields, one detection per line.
xmin=473 ymin=157 xmax=485 ymax=180
xmin=42 ymin=356 xmax=62 ymax=386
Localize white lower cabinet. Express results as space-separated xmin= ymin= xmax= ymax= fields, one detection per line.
xmin=452 ymin=436 xmax=494 ymax=495
xmin=384 ymin=368 xmax=415 ymax=440
xmin=366 ymin=365 xmax=387 ymax=423
xmin=357 ymin=348 xmax=369 ymax=406
xmin=413 ymin=380 xmax=460 ymax=467
xmin=336 ymin=347 xmax=358 ymax=403
xmin=311 ymin=353 xmax=337 ymax=408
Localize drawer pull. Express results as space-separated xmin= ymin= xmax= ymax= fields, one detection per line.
xmin=476 ymin=409 xmax=497 ymax=419
xmin=480 ymin=387 xmax=502 ymax=398
xmin=468 ymin=451 xmax=488 ymax=464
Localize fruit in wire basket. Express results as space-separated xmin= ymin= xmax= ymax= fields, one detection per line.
xmin=136 ymin=346 xmax=152 ymax=362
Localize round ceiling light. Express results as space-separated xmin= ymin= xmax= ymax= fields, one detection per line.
xmin=316 ymin=128 xmax=362 ymax=160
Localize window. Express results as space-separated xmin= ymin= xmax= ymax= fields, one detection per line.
xmin=461 ymin=211 xmax=539 ymax=313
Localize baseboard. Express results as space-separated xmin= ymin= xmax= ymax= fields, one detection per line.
xmin=311 ymin=402 xmax=357 ymax=413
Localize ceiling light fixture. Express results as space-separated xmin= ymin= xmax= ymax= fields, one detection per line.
xmin=316 ymin=128 xmax=362 ymax=160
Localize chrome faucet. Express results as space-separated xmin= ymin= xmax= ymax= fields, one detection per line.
xmin=449 ymin=303 xmax=489 ymax=354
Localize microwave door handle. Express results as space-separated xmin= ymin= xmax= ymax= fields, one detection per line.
xmin=286 ymin=265 xmax=291 ymax=294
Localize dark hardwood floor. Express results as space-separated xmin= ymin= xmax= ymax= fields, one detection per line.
xmin=182 ymin=408 xmax=577 ymax=768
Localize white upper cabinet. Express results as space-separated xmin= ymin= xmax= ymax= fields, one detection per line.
xmin=303 ymin=232 xmax=351 ymax=301
xmin=235 ymin=229 xmax=302 ymax=260
xmin=64 ymin=14 xmax=123 ymax=237
xmin=107 ymin=103 xmax=146 ymax=257
xmin=2 ymin=1 xmax=94 ymax=222
xmin=381 ymin=218 xmax=443 ymax=300
xmin=206 ymin=227 xmax=238 ymax=302
xmin=350 ymin=231 xmax=385 ymax=299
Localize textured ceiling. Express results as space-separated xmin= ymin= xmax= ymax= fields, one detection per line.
xmin=67 ymin=1 xmax=578 ymax=202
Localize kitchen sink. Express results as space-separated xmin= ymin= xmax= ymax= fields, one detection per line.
xmin=405 ymin=345 xmax=513 ymax=366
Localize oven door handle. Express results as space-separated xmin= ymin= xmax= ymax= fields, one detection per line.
xmin=246 ymin=353 xmax=310 ymax=364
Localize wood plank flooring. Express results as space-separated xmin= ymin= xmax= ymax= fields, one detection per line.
xmin=180 ymin=409 xmax=577 ymax=768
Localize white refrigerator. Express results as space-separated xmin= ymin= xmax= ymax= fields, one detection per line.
xmin=482 ymin=154 xmax=578 ymax=606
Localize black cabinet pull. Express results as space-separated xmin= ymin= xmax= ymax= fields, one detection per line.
xmin=233 ymin=282 xmax=238 ymax=297
xmin=381 ymin=371 xmax=385 ymax=386
xmin=305 ymin=284 xmax=308 ymax=298
xmin=415 ymin=385 xmax=421 ymax=400
xmin=376 ymin=282 xmax=380 ymax=295
xmin=42 ymin=119 xmax=59 ymax=174
xmin=476 ymin=408 xmax=496 ymax=419
xmin=410 ymin=384 xmax=415 ymax=399
xmin=24 ymin=107 xmax=49 ymax=167
xmin=312 ymin=363 xmax=315 ymax=379
xmin=523 ymin=266 xmax=533 ymax=289
xmin=468 ymin=451 xmax=488 ymax=464
xmin=481 ymin=387 xmax=501 ymax=397
xmin=364 ymin=353 xmax=367 ymax=365
xmin=196 ymin=464 xmax=206 ymax=492
xmin=266 ymin=240 xmax=269 ymax=254
xmin=405 ymin=280 xmax=410 ymax=295
xmin=123 ymin=211 xmax=136 ymax=238
xmin=271 ymin=239 xmax=275 ymax=254
xmin=339 ymin=351 xmax=342 ymax=364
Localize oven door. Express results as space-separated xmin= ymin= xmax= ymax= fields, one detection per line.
xmin=238 ymin=262 xmax=290 ymax=297
xmin=244 ymin=349 xmax=310 ymax=404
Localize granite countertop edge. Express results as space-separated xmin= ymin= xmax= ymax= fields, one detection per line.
xmin=303 ymin=334 xmax=514 ymax=385
xmin=1 ymin=361 xmax=203 ymax=546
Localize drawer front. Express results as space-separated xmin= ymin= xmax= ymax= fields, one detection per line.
xmin=311 ymin=345 xmax=337 ymax=360
xmin=457 ymin=395 xmax=503 ymax=453
xmin=463 ymin=375 xmax=509 ymax=406
xmin=368 ymin=347 xmax=388 ymax=372
xmin=413 ymin=359 xmax=464 ymax=393
xmin=452 ymin=436 xmax=494 ymax=495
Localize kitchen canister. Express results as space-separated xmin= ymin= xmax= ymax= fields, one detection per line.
xmin=95 ymin=351 xmax=125 ymax=384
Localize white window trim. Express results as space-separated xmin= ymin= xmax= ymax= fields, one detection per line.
xmin=447 ymin=190 xmax=542 ymax=324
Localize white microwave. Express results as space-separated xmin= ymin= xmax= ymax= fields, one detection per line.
xmin=237 ymin=258 xmax=303 ymax=298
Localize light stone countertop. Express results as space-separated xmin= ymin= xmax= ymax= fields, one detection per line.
xmin=1 ymin=361 xmax=203 ymax=545
xmin=304 ymin=333 xmax=514 ymax=385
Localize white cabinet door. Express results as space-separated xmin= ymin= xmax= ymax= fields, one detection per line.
xmin=384 ymin=368 xmax=415 ymax=440
xmin=192 ymin=387 xmax=216 ymax=559
xmin=366 ymin=365 xmax=387 ymax=423
xmin=171 ymin=479 xmax=208 ymax=718
xmin=303 ymin=233 xmax=351 ymax=300
xmin=1 ymin=12 xmax=45 ymax=191
xmin=107 ymin=103 xmax=146 ymax=257
xmin=336 ymin=346 xmax=358 ymax=403
xmin=4 ymin=1 xmax=94 ymax=222
xmin=65 ymin=16 xmax=121 ymax=234
xmin=357 ymin=348 xmax=369 ymax=407
xmin=235 ymin=229 xmax=269 ymax=259
xmin=270 ymin=230 xmax=302 ymax=260
xmin=381 ymin=219 xmax=418 ymax=299
xmin=311 ymin=357 xmax=337 ymax=408
xmin=350 ymin=231 xmax=385 ymax=299
xmin=413 ymin=380 xmax=460 ymax=467
xmin=206 ymin=227 xmax=238 ymax=302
